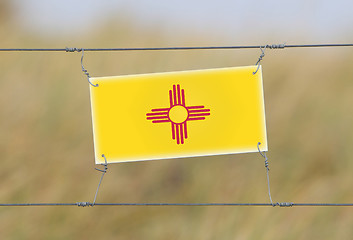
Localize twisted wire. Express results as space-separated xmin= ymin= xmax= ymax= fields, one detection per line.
xmin=257 ymin=142 xmax=274 ymax=205
xmin=80 ymin=49 xmax=98 ymax=87
xmin=92 ymin=154 xmax=108 ymax=206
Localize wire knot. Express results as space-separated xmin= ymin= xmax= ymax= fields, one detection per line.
xmin=267 ymin=44 xmax=285 ymax=49
xmin=65 ymin=47 xmax=82 ymax=52
xmin=274 ymin=202 xmax=293 ymax=207
xmin=257 ymin=142 xmax=270 ymax=170
xmin=95 ymin=154 xmax=108 ymax=173
xmin=264 ymin=159 xmax=269 ymax=169
xmin=253 ymin=43 xmax=285 ymax=74
xmin=76 ymin=202 xmax=92 ymax=207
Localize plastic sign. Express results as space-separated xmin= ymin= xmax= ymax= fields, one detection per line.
xmin=90 ymin=66 xmax=267 ymax=164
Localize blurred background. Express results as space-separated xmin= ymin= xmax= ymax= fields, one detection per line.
xmin=1 ymin=0 xmax=353 ymax=239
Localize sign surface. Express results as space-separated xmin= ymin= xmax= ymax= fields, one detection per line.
xmin=90 ymin=66 xmax=267 ymax=164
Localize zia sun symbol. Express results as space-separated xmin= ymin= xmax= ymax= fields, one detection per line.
xmin=146 ymin=84 xmax=210 ymax=144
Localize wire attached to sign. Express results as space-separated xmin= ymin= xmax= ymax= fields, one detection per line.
xmin=257 ymin=142 xmax=274 ymax=205
xmin=252 ymin=43 xmax=286 ymax=75
xmin=253 ymin=46 xmax=267 ymax=75
xmin=80 ymin=49 xmax=98 ymax=87
xmin=92 ymin=154 xmax=108 ymax=206
xmin=82 ymin=145 xmax=277 ymax=207
xmin=0 ymin=148 xmax=348 ymax=208
xmin=66 ymin=47 xmax=98 ymax=87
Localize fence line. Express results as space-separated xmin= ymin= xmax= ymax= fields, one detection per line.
xmin=0 ymin=202 xmax=353 ymax=207
xmin=0 ymin=43 xmax=353 ymax=52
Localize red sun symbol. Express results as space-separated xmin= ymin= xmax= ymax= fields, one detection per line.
xmin=146 ymin=84 xmax=210 ymax=144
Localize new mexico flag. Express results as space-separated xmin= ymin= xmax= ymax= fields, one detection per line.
xmin=90 ymin=66 xmax=267 ymax=164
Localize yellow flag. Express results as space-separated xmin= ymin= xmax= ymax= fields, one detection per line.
xmin=90 ymin=66 xmax=267 ymax=164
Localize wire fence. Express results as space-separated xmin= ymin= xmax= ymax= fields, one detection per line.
xmin=1 ymin=202 xmax=353 ymax=207
xmin=0 ymin=43 xmax=353 ymax=52
xmin=1 ymin=42 xmax=353 ymax=207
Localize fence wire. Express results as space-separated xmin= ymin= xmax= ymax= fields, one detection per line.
xmin=0 ymin=43 xmax=353 ymax=52
xmin=1 ymin=202 xmax=353 ymax=207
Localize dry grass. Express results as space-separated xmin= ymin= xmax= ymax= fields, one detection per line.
xmin=1 ymin=17 xmax=353 ymax=240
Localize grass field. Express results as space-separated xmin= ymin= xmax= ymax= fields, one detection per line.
xmin=1 ymin=14 xmax=353 ymax=239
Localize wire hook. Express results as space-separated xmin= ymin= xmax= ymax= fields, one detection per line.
xmin=257 ymin=142 xmax=268 ymax=161
xmin=95 ymin=154 xmax=108 ymax=173
xmin=81 ymin=49 xmax=98 ymax=87
xmin=253 ymin=45 xmax=267 ymax=75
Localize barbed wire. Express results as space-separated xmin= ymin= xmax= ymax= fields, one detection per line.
xmin=0 ymin=43 xmax=352 ymax=52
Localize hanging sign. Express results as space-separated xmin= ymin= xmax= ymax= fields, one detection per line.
xmin=89 ymin=66 xmax=267 ymax=164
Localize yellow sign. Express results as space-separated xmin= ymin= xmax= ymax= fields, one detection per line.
xmin=90 ymin=66 xmax=267 ymax=164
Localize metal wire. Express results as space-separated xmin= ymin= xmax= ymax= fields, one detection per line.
xmin=93 ymin=154 xmax=108 ymax=205
xmin=0 ymin=202 xmax=353 ymax=207
xmin=257 ymin=142 xmax=274 ymax=205
xmin=0 ymin=43 xmax=353 ymax=52
xmin=253 ymin=46 xmax=267 ymax=75
xmin=0 ymin=203 xmax=78 ymax=206
xmin=80 ymin=49 xmax=98 ymax=87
